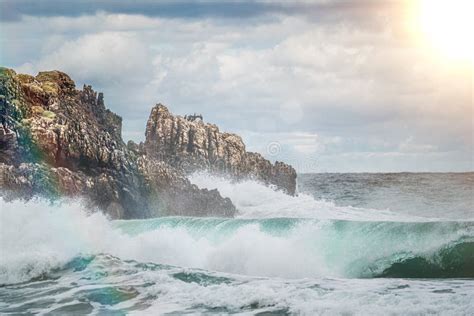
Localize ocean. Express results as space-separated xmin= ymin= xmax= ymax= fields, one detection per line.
xmin=1 ymin=173 xmax=473 ymax=315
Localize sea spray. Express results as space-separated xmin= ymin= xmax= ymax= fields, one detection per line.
xmin=1 ymin=172 xmax=474 ymax=315
xmin=113 ymin=217 xmax=474 ymax=278
xmin=0 ymin=199 xmax=114 ymax=284
xmin=1 ymin=199 xmax=473 ymax=284
xmin=188 ymin=172 xmax=434 ymax=221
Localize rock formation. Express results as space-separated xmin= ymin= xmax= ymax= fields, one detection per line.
xmin=0 ymin=67 xmax=297 ymax=218
xmin=145 ymin=104 xmax=297 ymax=195
xmin=0 ymin=68 xmax=235 ymax=218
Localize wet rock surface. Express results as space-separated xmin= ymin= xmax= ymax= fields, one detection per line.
xmin=0 ymin=68 xmax=235 ymax=218
xmin=145 ymin=104 xmax=297 ymax=195
xmin=0 ymin=67 xmax=296 ymax=218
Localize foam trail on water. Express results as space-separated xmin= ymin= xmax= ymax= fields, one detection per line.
xmin=188 ymin=172 xmax=429 ymax=221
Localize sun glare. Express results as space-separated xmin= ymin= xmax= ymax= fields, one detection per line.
xmin=415 ymin=0 xmax=473 ymax=62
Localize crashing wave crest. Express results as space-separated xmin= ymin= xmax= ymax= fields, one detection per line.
xmin=1 ymin=198 xmax=473 ymax=285
xmin=188 ymin=172 xmax=435 ymax=221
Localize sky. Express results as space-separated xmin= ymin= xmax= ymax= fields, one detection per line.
xmin=1 ymin=0 xmax=472 ymax=172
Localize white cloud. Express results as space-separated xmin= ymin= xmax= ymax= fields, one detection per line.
xmin=18 ymin=31 xmax=152 ymax=86
xmin=2 ymin=11 xmax=472 ymax=172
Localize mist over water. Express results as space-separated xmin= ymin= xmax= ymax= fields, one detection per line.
xmin=1 ymin=173 xmax=473 ymax=315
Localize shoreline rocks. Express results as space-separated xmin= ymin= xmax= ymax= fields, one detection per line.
xmin=145 ymin=104 xmax=297 ymax=195
xmin=0 ymin=67 xmax=296 ymax=218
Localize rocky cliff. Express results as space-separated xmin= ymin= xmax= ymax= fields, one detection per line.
xmin=0 ymin=68 xmax=235 ymax=218
xmin=0 ymin=67 xmax=297 ymax=218
xmin=144 ymin=104 xmax=297 ymax=195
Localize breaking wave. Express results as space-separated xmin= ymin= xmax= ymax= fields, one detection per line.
xmin=1 ymin=199 xmax=473 ymax=285
xmin=188 ymin=172 xmax=435 ymax=221
xmin=1 ymin=172 xmax=473 ymax=315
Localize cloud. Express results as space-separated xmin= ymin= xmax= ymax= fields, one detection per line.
xmin=0 ymin=0 xmax=394 ymax=22
xmin=18 ymin=32 xmax=152 ymax=85
xmin=11 ymin=27 xmax=160 ymax=140
xmin=1 ymin=8 xmax=472 ymax=172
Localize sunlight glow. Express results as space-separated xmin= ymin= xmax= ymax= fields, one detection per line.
xmin=415 ymin=0 xmax=473 ymax=62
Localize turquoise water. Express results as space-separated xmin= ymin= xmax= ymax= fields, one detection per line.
xmin=1 ymin=173 xmax=473 ymax=315
xmin=113 ymin=217 xmax=474 ymax=278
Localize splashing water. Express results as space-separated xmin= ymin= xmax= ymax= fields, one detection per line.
xmin=189 ymin=172 xmax=436 ymax=221
xmin=1 ymin=173 xmax=473 ymax=315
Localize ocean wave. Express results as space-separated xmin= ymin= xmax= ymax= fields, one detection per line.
xmin=376 ymin=240 xmax=474 ymax=278
xmin=114 ymin=217 xmax=474 ymax=279
xmin=3 ymin=253 xmax=473 ymax=315
xmin=188 ymin=172 xmax=440 ymax=221
xmin=1 ymin=199 xmax=473 ymax=286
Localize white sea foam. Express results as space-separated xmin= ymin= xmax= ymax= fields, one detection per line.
xmin=188 ymin=172 xmax=430 ymax=221
xmin=0 ymin=199 xmax=114 ymax=284
xmin=1 ymin=198 xmax=471 ymax=285
xmin=1 ymin=174 xmax=472 ymax=315
xmin=5 ymin=251 xmax=472 ymax=315
xmin=137 ymin=275 xmax=474 ymax=316
xmin=1 ymin=199 xmax=327 ymax=282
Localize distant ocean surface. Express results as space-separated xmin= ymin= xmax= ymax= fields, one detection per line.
xmin=1 ymin=172 xmax=473 ymax=315
xmin=299 ymin=172 xmax=474 ymax=220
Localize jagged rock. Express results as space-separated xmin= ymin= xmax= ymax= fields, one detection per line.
xmin=0 ymin=67 xmax=236 ymax=218
xmin=136 ymin=156 xmax=234 ymax=217
xmin=0 ymin=126 xmax=18 ymax=164
xmin=145 ymin=104 xmax=297 ymax=195
xmin=1 ymin=67 xmax=297 ymax=217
